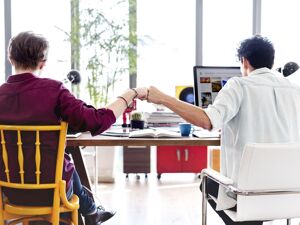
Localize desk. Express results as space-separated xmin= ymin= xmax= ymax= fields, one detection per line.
xmin=66 ymin=132 xmax=220 ymax=225
xmin=66 ymin=132 xmax=220 ymax=190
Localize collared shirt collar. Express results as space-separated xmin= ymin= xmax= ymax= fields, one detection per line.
xmin=248 ymin=67 xmax=271 ymax=76
xmin=7 ymin=73 xmax=37 ymax=83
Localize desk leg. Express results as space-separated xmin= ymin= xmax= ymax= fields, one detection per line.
xmin=66 ymin=146 xmax=94 ymax=225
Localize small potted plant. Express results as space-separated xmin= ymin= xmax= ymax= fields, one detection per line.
xmin=130 ymin=111 xmax=145 ymax=129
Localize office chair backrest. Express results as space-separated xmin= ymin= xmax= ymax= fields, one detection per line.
xmin=235 ymin=142 xmax=300 ymax=221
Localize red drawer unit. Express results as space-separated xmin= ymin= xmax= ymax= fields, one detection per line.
xmin=156 ymin=145 xmax=207 ymax=179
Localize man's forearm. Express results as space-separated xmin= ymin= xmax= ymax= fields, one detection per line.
xmin=106 ymin=90 xmax=134 ymax=118
xmin=160 ymin=95 xmax=212 ymax=130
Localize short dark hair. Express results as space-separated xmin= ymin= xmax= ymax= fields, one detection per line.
xmin=8 ymin=31 xmax=49 ymax=70
xmin=237 ymin=35 xmax=275 ymax=69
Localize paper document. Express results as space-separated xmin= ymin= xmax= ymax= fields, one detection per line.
xmin=192 ymin=130 xmax=220 ymax=138
xmin=129 ymin=128 xmax=181 ymax=138
xmin=102 ymin=128 xmax=130 ymax=137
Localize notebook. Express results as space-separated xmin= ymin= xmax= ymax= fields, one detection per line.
xmin=129 ymin=128 xmax=181 ymax=138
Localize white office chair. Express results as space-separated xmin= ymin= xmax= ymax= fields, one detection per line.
xmin=201 ymin=142 xmax=300 ymax=225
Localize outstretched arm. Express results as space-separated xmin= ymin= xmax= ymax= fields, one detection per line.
xmin=147 ymin=86 xmax=212 ymax=130
xmin=59 ymin=86 xmax=148 ymax=135
xmin=106 ymin=87 xmax=148 ymax=119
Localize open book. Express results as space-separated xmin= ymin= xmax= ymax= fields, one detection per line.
xmin=129 ymin=128 xmax=181 ymax=138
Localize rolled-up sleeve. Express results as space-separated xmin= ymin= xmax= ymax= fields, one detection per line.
xmin=204 ymin=78 xmax=243 ymax=130
xmin=204 ymin=106 xmax=223 ymax=130
xmin=56 ymin=84 xmax=116 ymax=135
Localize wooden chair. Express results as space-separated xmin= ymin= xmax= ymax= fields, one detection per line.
xmin=201 ymin=142 xmax=300 ymax=225
xmin=0 ymin=122 xmax=79 ymax=225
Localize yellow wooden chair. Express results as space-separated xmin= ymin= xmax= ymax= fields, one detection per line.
xmin=0 ymin=122 xmax=79 ymax=225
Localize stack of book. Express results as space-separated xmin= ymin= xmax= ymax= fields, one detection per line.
xmin=145 ymin=111 xmax=186 ymax=127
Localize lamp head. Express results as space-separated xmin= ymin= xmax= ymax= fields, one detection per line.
xmin=67 ymin=70 xmax=81 ymax=84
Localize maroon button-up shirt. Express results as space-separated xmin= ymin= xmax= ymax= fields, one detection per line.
xmin=0 ymin=73 xmax=116 ymax=205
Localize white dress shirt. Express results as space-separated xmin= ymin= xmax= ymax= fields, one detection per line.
xmin=287 ymin=69 xmax=300 ymax=86
xmin=204 ymin=68 xmax=300 ymax=210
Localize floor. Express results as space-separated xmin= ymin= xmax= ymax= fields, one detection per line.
xmin=93 ymin=172 xmax=213 ymax=225
xmin=84 ymin=146 xmax=300 ymax=225
xmin=92 ymin=172 xmax=300 ymax=225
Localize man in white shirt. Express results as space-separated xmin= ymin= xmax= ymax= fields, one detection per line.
xmin=147 ymin=35 xmax=300 ymax=225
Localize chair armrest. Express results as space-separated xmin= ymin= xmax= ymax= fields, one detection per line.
xmin=201 ymin=168 xmax=234 ymax=186
xmin=59 ymin=180 xmax=80 ymax=210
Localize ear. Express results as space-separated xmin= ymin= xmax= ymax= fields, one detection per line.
xmin=8 ymin=57 xmax=14 ymax=66
xmin=242 ymin=57 xmax=255 ymax=75
xmin=242 ymin=57 xmax=250 ymax=69
xmin=38 ymin=60 xmax=46 ymax=70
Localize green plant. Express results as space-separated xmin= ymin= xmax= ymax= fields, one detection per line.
xmin=131 ymin=112 xmax=143 ymax=121
xmin=62 ymin=0 xmax=138 ymax=106
xmin=81 ymin=1 xmax=129 ymax=107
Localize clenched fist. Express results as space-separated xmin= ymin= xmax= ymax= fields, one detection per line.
xmin=147 ymin=86 xmax=167 ymax=104
xmin=133 ymin=87 xmax=149 ymax=100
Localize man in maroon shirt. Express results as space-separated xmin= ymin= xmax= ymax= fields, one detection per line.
xmin=0 ymin=31 xmax=148 ymax=225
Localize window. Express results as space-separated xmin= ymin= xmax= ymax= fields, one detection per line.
xmin=202 ymin=0 xmax=252 ymax=66
xmin=11 ymin=0 xmax=71 ymax=82
xmin=10 ymin=0 xmax=129 ymax=105
xmin=137 ymin=0 xmax=195 ymax=98
xmin=261 ymin=0 xmax=300 ymax=69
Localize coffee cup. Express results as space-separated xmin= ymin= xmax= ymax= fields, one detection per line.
xmin=179 ymin=123 xmax=192 ymax=137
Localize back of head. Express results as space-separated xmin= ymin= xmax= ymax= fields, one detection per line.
xmin=8 ymin=31 xmax=49 ymax=71
xmin=237 ymin=35 xmax=275 ymax=69
xmin=282 ymin=61 xmax=299 ymax=77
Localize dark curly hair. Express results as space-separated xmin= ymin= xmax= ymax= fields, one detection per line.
xmin=237 ymin=35 xmax=275 ymax=69
xmin=8 ymin=31 xmax=49 ymax=70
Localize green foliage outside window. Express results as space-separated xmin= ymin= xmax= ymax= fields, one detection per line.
xmin=81 ymin=1 xmax=129 ymax=107
xmin=68 ymin=0 xmax=137 ymax=107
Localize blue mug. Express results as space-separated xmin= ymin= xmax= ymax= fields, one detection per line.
xmin=179 ymin=123 xmax=192 ymax=137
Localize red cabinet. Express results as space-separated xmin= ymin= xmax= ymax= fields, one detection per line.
xmin=156 ymin=146 xmax=207 ymax=179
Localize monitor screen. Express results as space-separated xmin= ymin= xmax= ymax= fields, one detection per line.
xmin=193 ymin=66 xmax=242 ymax=108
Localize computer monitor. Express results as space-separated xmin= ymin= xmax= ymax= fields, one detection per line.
xmin=193 ymin=66 xmax=242 ymax=108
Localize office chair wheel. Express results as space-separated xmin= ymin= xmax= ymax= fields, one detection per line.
xmin=136 ymin=174 xmax=140 ymax=180
xmin=126 ymin=174 xmax=129 ymax=179
xmin=145 ymin=173 xmax=148 ymax=179
xmin=157 ymin=174 xmax=161 ymax=180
